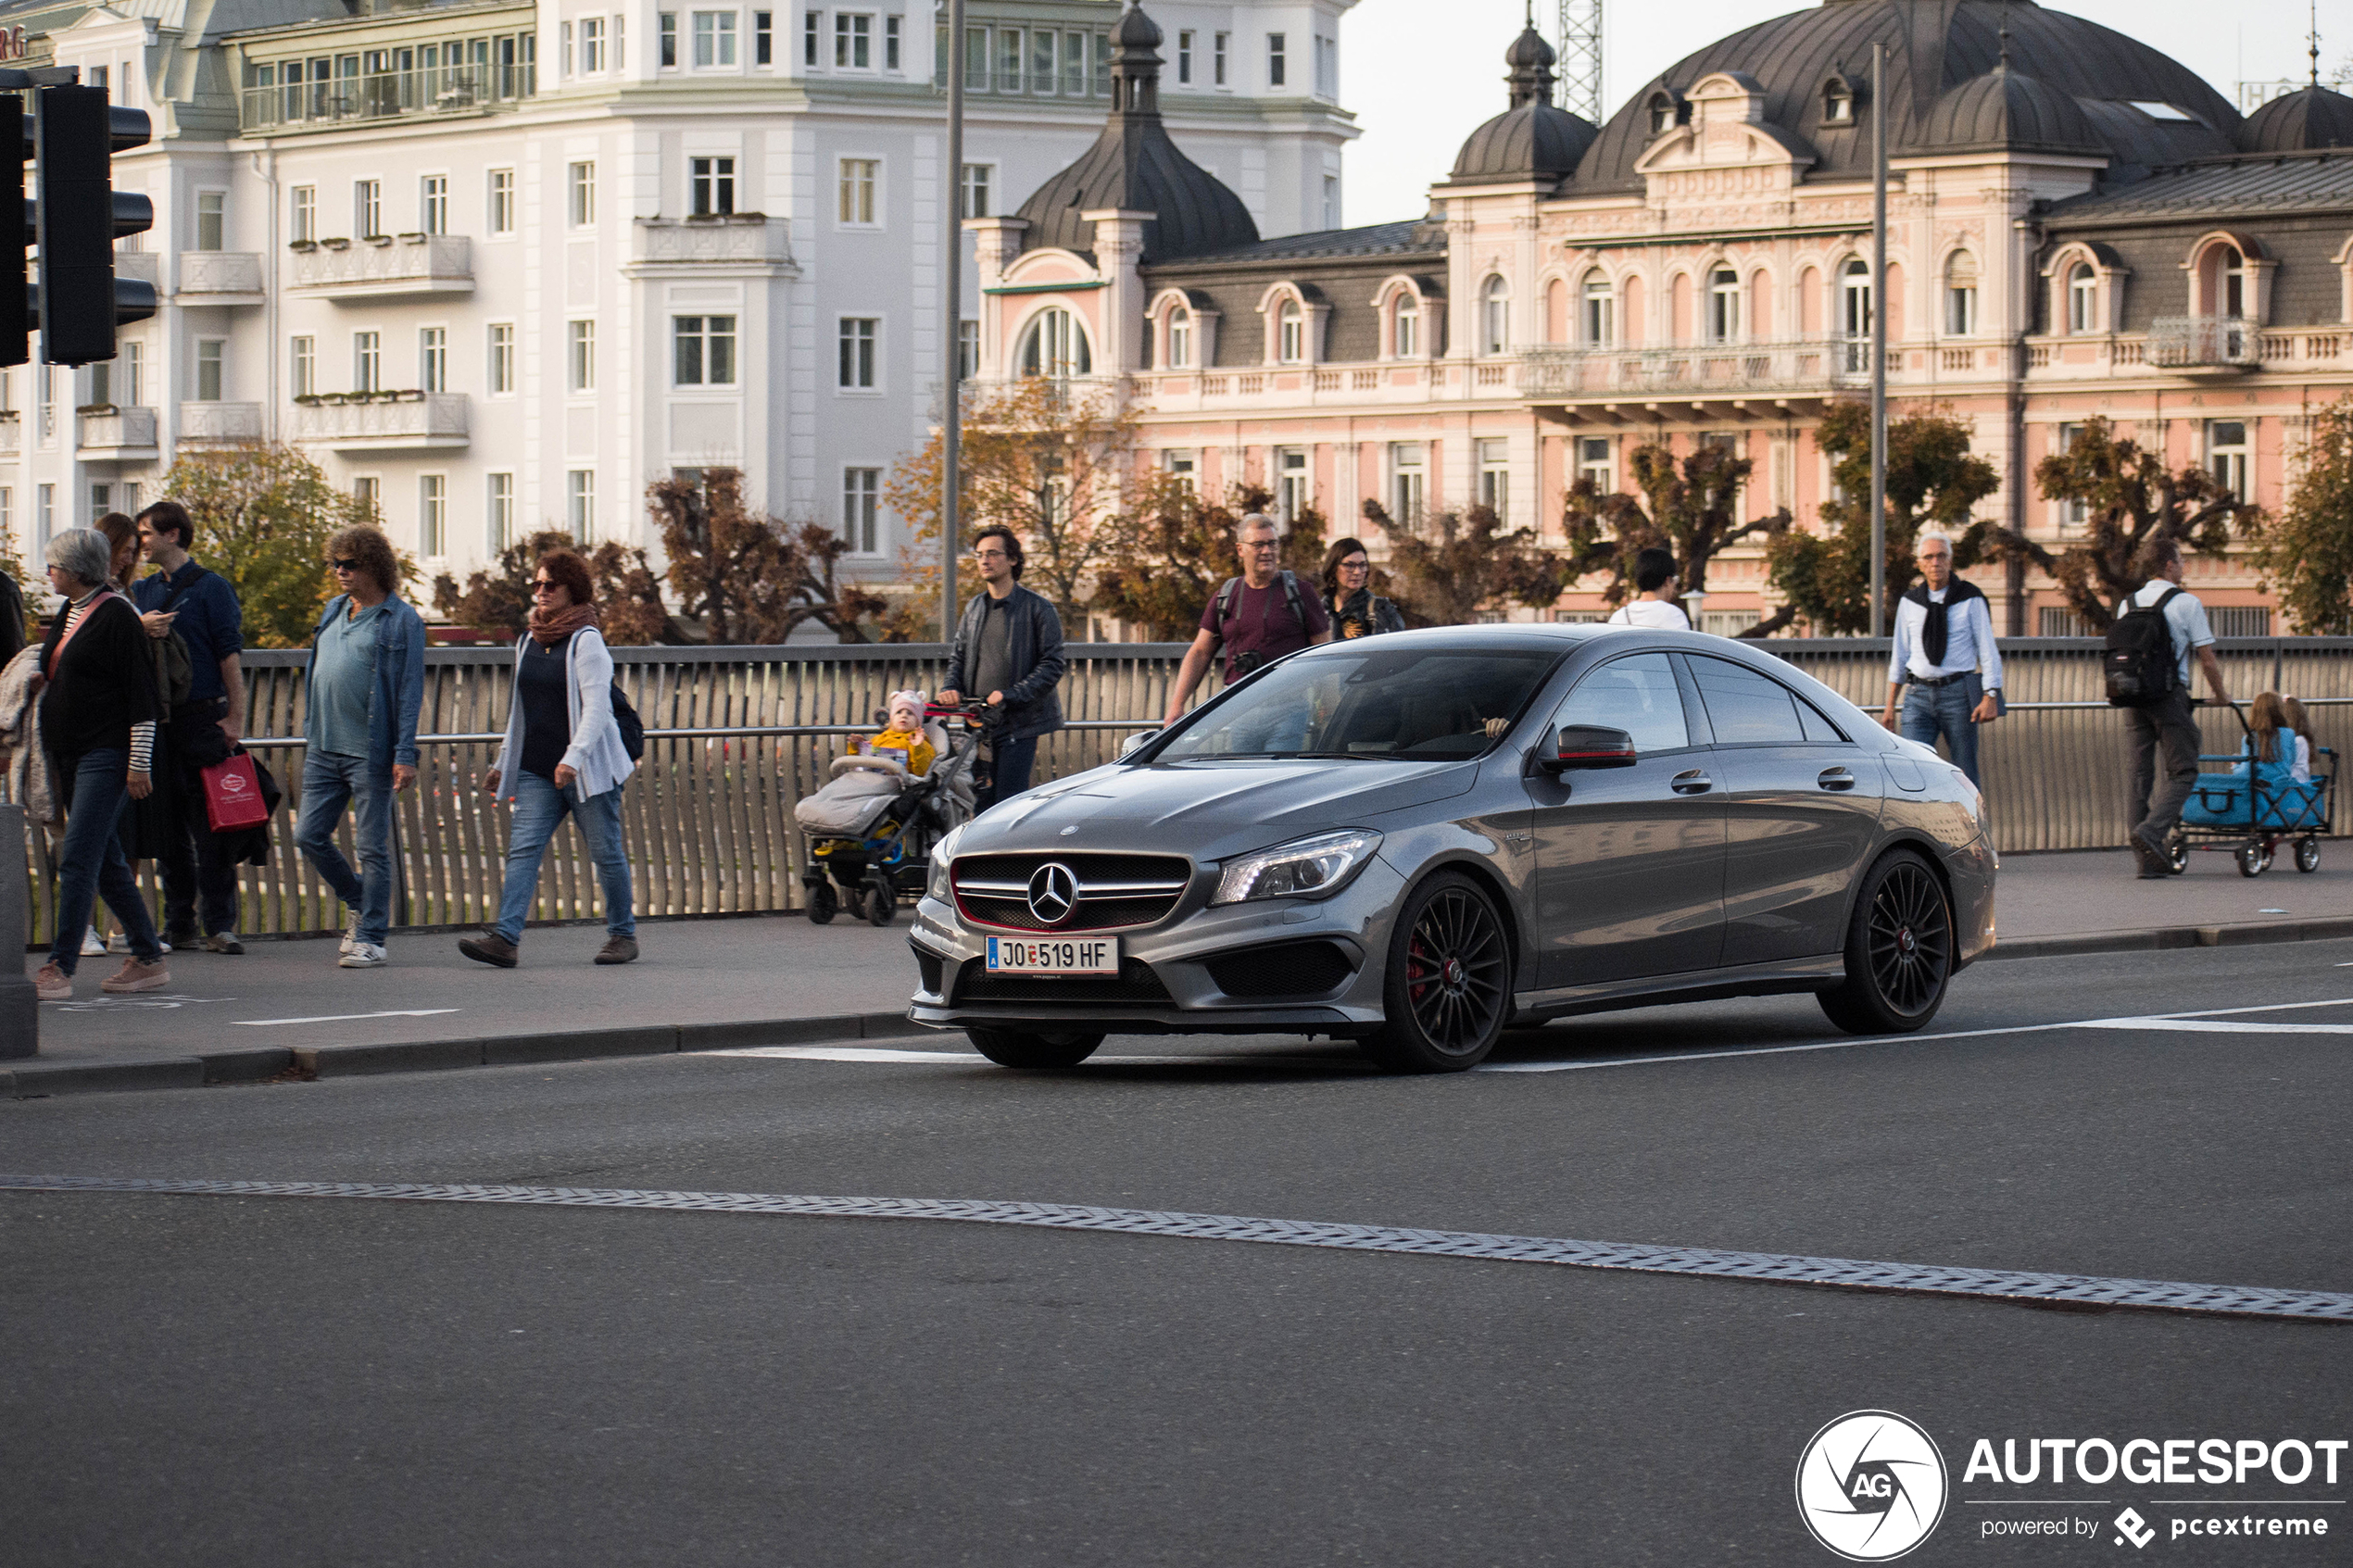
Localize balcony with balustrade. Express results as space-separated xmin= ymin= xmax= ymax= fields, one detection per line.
xmin=76 ymin=406 xmax=159 ymax=460
xmin=290 ymin=235 xmax=472 ymax=301
xmin=239 ymin=63 xmax=535 ymax=134
xmin=291 ymin=392 xmax=468 ymax=451
xmin=630 ymin=216 xmax=795 ymax=274
xmin=179 ymin=402 xmax=266 ymax=445
xmin=0 ymin=414 xmax=19 ymax=459
xmin=176 ymin=252 xmax=266 ymax=304
xmin=2022 ymin=319 xmax=2347 ymax=384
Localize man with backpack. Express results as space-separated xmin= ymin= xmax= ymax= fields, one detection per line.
xmin=2110 ymin=535 xmax=2231 ymax=878
xmin=1162 ymin=513 xmax=1331 ymax=733
xmin=132 ymin=500 xmax=248 ymax=952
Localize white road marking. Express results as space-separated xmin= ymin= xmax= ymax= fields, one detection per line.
xmin=2073 ymin=1019 xmax=2353 ymax=1035
xmin=720 ymin=1045 xmax=987 ymax=1063
xmin=233 ymin=1009 xmax=462 ymax=1027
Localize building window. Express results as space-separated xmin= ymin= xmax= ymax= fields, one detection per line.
xmin=1707 ymin=267 xmax=1742 ymax=343
xmin=1578 ymin=435 xmax=1613 ymax=495
xmin=1166 ymin=306 xmax=1192 ymax=368
xmin=123 ymin=341 xmax=144 ymax=407
xmin=420 ymin=474 xmax=446 ymax=557
xmin=1480 ymin=275 xmax=1509 ymax=356
xmin=842 ymin=466 xmax=880 ymax=553
xmin=886 ymin=15 xmax=901 ymax=69
xmin=1647 ymin=93 xmax=1677 ymax=136
xmin=837 ymin=157 xmax=877 ymax=224
xmin=1581 ymin=273 xmax=1615 ymax=345
xmin=673 ymin=314 xmax=738 ymax=385
xmin=290 ymin=336 xmax=314 ymax=398
xmin=1823 ymin=79 xmax=1854 ymax=124
xmin=2054 ymin=423 xmax=2088 ymax=529
xmin=419 ymin=327 xmax=447 ymax=394
xmin=691 ymin=156 xmax=737 ymax=217
xmin=1393 ymin=295 xmax=1419 ymax=358
xmin=958 ymin=319 xmax=978 ymax=381
xmin=1841 ymin=258 xmax=1872 ymax=369
xmin=1164 ymin=450 xmax=1197 ymax=494
xmin=693 ymin=11 xmax=736 ymax=66
xmin=1277 ymin=299 xmax=1304 ymax=363
xmin=487 ymin=472 xmax=513 ymax=551
xmin=561 ymin=19 xmax=574 ymax=75
xmin=1213 ymin=31 xmax=1227 ymax=86
xmin=421 ymin=175 xmax=447 ymax=235
xmin=1390 ymin=443 xmax=1425 ymax=522
xmin=1016 ymin=307 xmax=1089 ymax=379
xmin=802 ymin=10 xmax=817 ymax=66
xmin=2217 ymin=245 xmax=2246 ymax=317
xmin=834 ymin=11 xmax=870 ymax=68
xmin=195 ymin=191 xmax=225 ymax=251
xmin=960 ymin=163 xmax=991 ymax=219
xmin=2208 ymin=420 xmax=2249 ymax=501
xmin=581 ymin=15 xmax=606 ymax=71
xmin=37 ymin=484 xmax=53 ymax=546
xmin=1944 ymin=251 xmax=1978 ymax=336
xmin=1478 ymin=438 xmax=1508 ymax=517
xmin=1265 ymin=31 xmax=1285 ymax=87
xmin=2067 ymin=262 xmax=2096 ymax=333
xmin=487 ymin=323 xmax=515 ymax=395
xmin=352 ymin=331 xmax=379 ymax=394
xmin=616 ymin=14 xmax=628 ymax=69
xmin=88 ymin=360 xmax=111 ymax=410
xmin=569 ymin=162 xmax=597 ymax=227
xmin=838 ymin=317 xmax=877 ymax=388
xmin=568 ymin=470 xmax=597 ymax=541
xmin=355 ymin=179 xmax=382 ymax=238
xmin=661 ymin=11 xmax=679 ymax=66
xmin=1276 ymin=447 xmax=1307 ymax=523
xmin=754 ymin=9 xmax=772 ymax=64
xmin=353 ymin=476 xmax=380 ymax=516
xmin=569 ymin=320 xmax=596 ymax=392
xmin=290 ymin=184 xmax=315 ymax=244
xmin=487 ymin=169 xmax=516 ymax=234
xmin=1176 ymin=29 xmax=1192 ymax=82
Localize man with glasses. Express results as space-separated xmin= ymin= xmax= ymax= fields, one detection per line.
xmin=937 ymin=526 xmax=1065 ymax=810
xmin=1879 ymin=529 xmax=2003 ymax=789
xmin=292 ymin=525 xmax=425 ymax=968
xmin=1163 ymin=513 xmax=1330 ymax=731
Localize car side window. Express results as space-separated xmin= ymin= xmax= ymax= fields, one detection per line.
xmin=1554 ymin=652 xmax=1690 ymax=754
xmin=1797 ymin=696 xmax=1850 ymax=744
xmin=1688 ymin=655 xmax=1808 ymax=746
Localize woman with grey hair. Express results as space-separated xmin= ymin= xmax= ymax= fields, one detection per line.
xmin=30 ymin=528 xmax=171 ymax=1001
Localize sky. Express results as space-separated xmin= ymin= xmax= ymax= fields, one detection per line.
xmin=1340 ymin=0 xmax=2347 ymax=228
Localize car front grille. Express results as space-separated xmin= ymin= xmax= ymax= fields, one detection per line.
xmin=951 ymin=853 xmax=1192 ymax=933
xmin=952 ymin=958 xmax=1173 ymax=1005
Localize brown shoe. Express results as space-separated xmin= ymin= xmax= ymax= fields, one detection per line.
xmin=100 ymin=958 xmax=171 ymax=994
xmin=34 ymin=962 xmax=70 ymax=1001
xmin=594 ymin=935 xmax=638 ymax=965
xmin=459 ymin=933 xmax=519 ymax=969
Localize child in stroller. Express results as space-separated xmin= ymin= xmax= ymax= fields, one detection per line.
xmin=795 ymin=692 xmax=981 ymax=925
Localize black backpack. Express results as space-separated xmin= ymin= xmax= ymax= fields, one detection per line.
xmin=1211 ymin=570 xmax=1307 ymax=641
xmin=610 ymin=682 xmax=644 ymax=761
xmin=2104 ymin=586 xmax=2183 ymax=709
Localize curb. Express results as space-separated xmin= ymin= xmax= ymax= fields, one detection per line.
xmin=9 ymin=920 xmax=2353 ymax=1099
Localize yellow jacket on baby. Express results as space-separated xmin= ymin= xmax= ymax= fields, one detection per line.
xmin=863 ymin=726 xmax=936 ymax=776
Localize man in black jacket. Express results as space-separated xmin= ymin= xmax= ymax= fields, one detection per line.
xmin=0 ymin=561 xmax=24 ymax=668
xmin=937 ymin=527 xmax=1065 ymax=810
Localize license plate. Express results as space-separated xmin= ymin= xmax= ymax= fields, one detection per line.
xmin=985 ymin=936 xmax=1119 ymax=974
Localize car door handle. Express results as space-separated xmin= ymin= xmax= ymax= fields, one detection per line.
xmin=1818 ymin=767 xmax=1856 ymax=791
xmin=1670 ymin=770 xmax=1713 ymax=795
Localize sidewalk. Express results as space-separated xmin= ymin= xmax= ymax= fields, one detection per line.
xmin=12 ymin=848 xmax=2353 ymax=1095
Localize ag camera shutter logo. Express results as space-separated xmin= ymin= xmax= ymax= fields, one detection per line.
xmin=1795 ymin=1410 xmax=1949 ymax=1561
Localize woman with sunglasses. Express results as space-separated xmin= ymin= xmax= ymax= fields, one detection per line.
xmin=459 ymin=548 xmax=637 ymax=969
xmin=1320 ymin=537 xmax=1404 ymax=641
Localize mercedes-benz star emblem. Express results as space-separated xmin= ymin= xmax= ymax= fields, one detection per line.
xmin=1026 ymin=862 xmax=1079 ymax=926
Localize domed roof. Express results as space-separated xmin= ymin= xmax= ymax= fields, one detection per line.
xmin=1573 ymin=0 xmax=2239 ymax=191
xmin=1923 ymin=64 xmax=2103 ymax=154
xmin=1447 ymin=25 xmax=1602 ymax=184
xmin=2240 ymin=84 xmax=2353 ymax=153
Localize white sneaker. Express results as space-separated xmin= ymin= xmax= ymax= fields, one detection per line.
xmin=82 ymin=927 xmax=108 ymax=957
xmin=339 ymin=941 xmax=387 ymax=969
xmin=106 ymin=931 xmax=171 ymax=955
xmin=339 ymin=916 xmax=362 ymax=957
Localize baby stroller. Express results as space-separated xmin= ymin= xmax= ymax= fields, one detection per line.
xmin=795 ymin=701 xmax=983 ymax=925
xmin=2167 ymin=702 xmax=2337 ymax=877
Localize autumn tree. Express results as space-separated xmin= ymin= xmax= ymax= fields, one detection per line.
xmin=646 ymin=468 xmax=883 ymax=644
xmin=1361 ymin=499 xmax=1566 ymax=626
xmin=1561 ymin=440 xmax=1793 ymax=630
xmin=1763 ymin=402 xmax=2002 ymax=635
xmin=157 ymin=442 xmax=410 ymax=646
xmin=434 ymin=528 xmax=672 ymax=646
xmin=2246 ymin=397 xmax=2353 ymax=634
xmin=1978 ymin=416 xmax=2259 ymax=632
xmin=1092 ymin=479 xmax=1333 ymax=640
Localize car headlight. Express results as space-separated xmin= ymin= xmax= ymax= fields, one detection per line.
xmin=1211 ymin=829 xmax=1383 ymax=907
xmin=927 ymin=823 xmax=965 ymax=901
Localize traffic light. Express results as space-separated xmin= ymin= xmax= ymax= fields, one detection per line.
xmin=33 ymin=83 xmax=151 ymax=366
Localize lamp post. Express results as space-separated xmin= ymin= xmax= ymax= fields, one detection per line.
xmin=1869 ymin=40 xmax=1888 ymax=638
xmin=940 ymin=0 xmax=966 ymax=645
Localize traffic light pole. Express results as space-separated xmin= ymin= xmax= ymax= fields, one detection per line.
xmin=3 ymin=66 xmax=153 ymax=370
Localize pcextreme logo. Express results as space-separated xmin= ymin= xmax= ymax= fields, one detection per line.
xmin=1797 ymin=1410 xmax=1952 ymax=1562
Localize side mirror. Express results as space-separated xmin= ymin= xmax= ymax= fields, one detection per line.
xmin=1537 ymin=724 xmax=1638 ymax=774
xmin=1117 ymin=728 xmax=1161 ymax=760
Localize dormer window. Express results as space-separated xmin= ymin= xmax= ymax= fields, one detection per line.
xmin=1646 ymin=92 xmax=1679 ymax=137
xmin=1822 ymin=77 xmax=1855 ymax=125
xmin=2067 ymin=263 xmax=2097 ymax=333
xmin=1393 ymin=295 xmax=1419 ymax=358
xmin=1277 ymin=298 xmax=1304 ymax=363
xmin=1167 ymin=306 xmax=1193 ymax=369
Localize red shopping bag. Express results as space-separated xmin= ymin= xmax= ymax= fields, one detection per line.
xmin=202 ymin=752 xmax=271 ymax=833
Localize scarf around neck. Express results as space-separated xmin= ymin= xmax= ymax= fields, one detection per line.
xmin=527 ymin=600 xmax=600 ymax=646
xmin=1902 ymin=578 xmax=1984 ymax=667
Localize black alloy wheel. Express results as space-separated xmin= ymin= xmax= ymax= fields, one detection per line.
xmin=1818 ymin=849 xmax=1953 ymax=1035
xmin=1361 ymin=871 xmax=1512 ymax=1073
xmin=966 ymin=1027 xmax=1105 ymax=1070
xmin=806 ymin=880 xmax=838 ymax=925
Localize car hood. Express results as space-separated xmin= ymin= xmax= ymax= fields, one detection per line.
xmin=958 ymin=758 xmax=1478 ymax=863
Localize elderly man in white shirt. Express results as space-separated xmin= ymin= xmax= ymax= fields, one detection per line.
xmin=1878 ymin=531 xmax=2003 ymax=787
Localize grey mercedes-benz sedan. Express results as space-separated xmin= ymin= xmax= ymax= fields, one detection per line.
xmin=907 ymin=624 xmax=1995 ymax=1073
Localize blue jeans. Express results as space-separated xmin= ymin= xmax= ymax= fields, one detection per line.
xmin=295 ymin=750 xmax=396 ymax=946
xmin=976 ymin=734 xmax=1040 ymax=812
xmin=1902 ymin=673 xmax=1983 ymax=788
xmin=47 ymin=748 xmax=164 ymax=974
xmin=493 ymin=771 xmax=635 ymax=946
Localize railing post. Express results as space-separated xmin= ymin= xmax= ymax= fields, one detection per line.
xmin=1 ymin=803 xmax=35 ymax=1058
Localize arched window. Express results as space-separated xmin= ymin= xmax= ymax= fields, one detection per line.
xmin=1822 ymin=78 xmax=1855 ymax=125
xmin=1166 ymin=306 xmax=1192 ymax=369
xmin=1647 ymin=93 xmax=1678 ymax=136
xmin=1841 ymin=258 xmax=1872 ymax=371
xmin=1277 ymin=298 xmax=1305 ymax=363
xmin=1944 ymin=251 xmax=1979 ymax=336
xmin=1581 ymin=272 xmax=1615 ymax=345
xmin=1707 ymin=267 xmax=1742 ymax=343
xmin=1481 ymin=275 xmax=1510 ymax=356
xmin=2221 ymin=246 xmax=2246 ymax=318
xmin=2067 ymin=262 xmax=2097 ymax=333
xmin=1017 ymin=307 xmax=1091 ymax=379
xmin=1393 ymin=294 xmax=1420 ymax=358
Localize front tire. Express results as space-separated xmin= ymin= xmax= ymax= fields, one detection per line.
xmin=1360 ymin=871 xmax=1512 ymax=1073
xmin=807 ymin=881 xmax=838 ymax=925
xmin=1818 ymin=849 xmax=1953 ymax=1035
xmin=966 ymin=1026 xmax=1104 ymax=1070
xmin=2296 ymin=836 xmax=2321 ymax=873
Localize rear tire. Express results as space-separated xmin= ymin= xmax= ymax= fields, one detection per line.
xmin=966 ymin=1027 xmax=1104 ymax=1070
xmin=2237 ymin=839 xmax=2269 ymax=877
xmin=1818 ymin=849 xmax=1953 ymax=1035
xmin=807 ymin=881 xmax=838 ymax=925
xmin=1359 ymin=871 xmax=1512 ymax=1073
xmin=865 ymin=875 xmax=896 ymax=926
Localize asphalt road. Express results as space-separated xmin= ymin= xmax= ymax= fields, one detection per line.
xmin=6 ymin=941 xmax=2352 ymax=1566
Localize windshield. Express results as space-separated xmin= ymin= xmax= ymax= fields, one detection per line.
xmin=1155 ymin=646 xmax=1563 ymax=763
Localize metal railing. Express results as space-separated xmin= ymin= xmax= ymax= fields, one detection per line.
xmin=1517 ymin=339 xmax=1881 ymax=398
xmin=239 ymin=64 xmax=535 ymax=132
xmin=2149 ymin=316 xmax=2259 ymax=369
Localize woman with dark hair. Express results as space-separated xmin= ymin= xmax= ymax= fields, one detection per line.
xmin=460 ymin=548 xmax=638 ymax=968
xmin=1321 ymin=537 xmax=1403 ymax=641
xmin=84 ymin=511 xmax=170 ymax=958
xmin=30 ymin=529 xmax=171 ymax=1001
xmin=94 ymin=511 xmax=140 ymax=589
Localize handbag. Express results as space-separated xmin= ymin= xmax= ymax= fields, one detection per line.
xmin=201 ymin=750 xmax=272 ymax=833
xmin=610 ymin=681 xmax=644 ymax=761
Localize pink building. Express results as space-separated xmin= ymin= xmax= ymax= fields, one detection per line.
xmin=972 ymin=0 xmax=2353 ymax=635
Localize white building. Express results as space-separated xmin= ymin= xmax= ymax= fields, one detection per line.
xmin=3 ymin=0 xmax=1356 ymax=596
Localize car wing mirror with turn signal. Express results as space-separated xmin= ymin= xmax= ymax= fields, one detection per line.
xmin=1534 ymin=724 xmax=1639 ymax=775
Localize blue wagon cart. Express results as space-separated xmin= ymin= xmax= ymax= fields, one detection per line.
xmin=2166 ymin=702 xmax=2336 ymax=877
